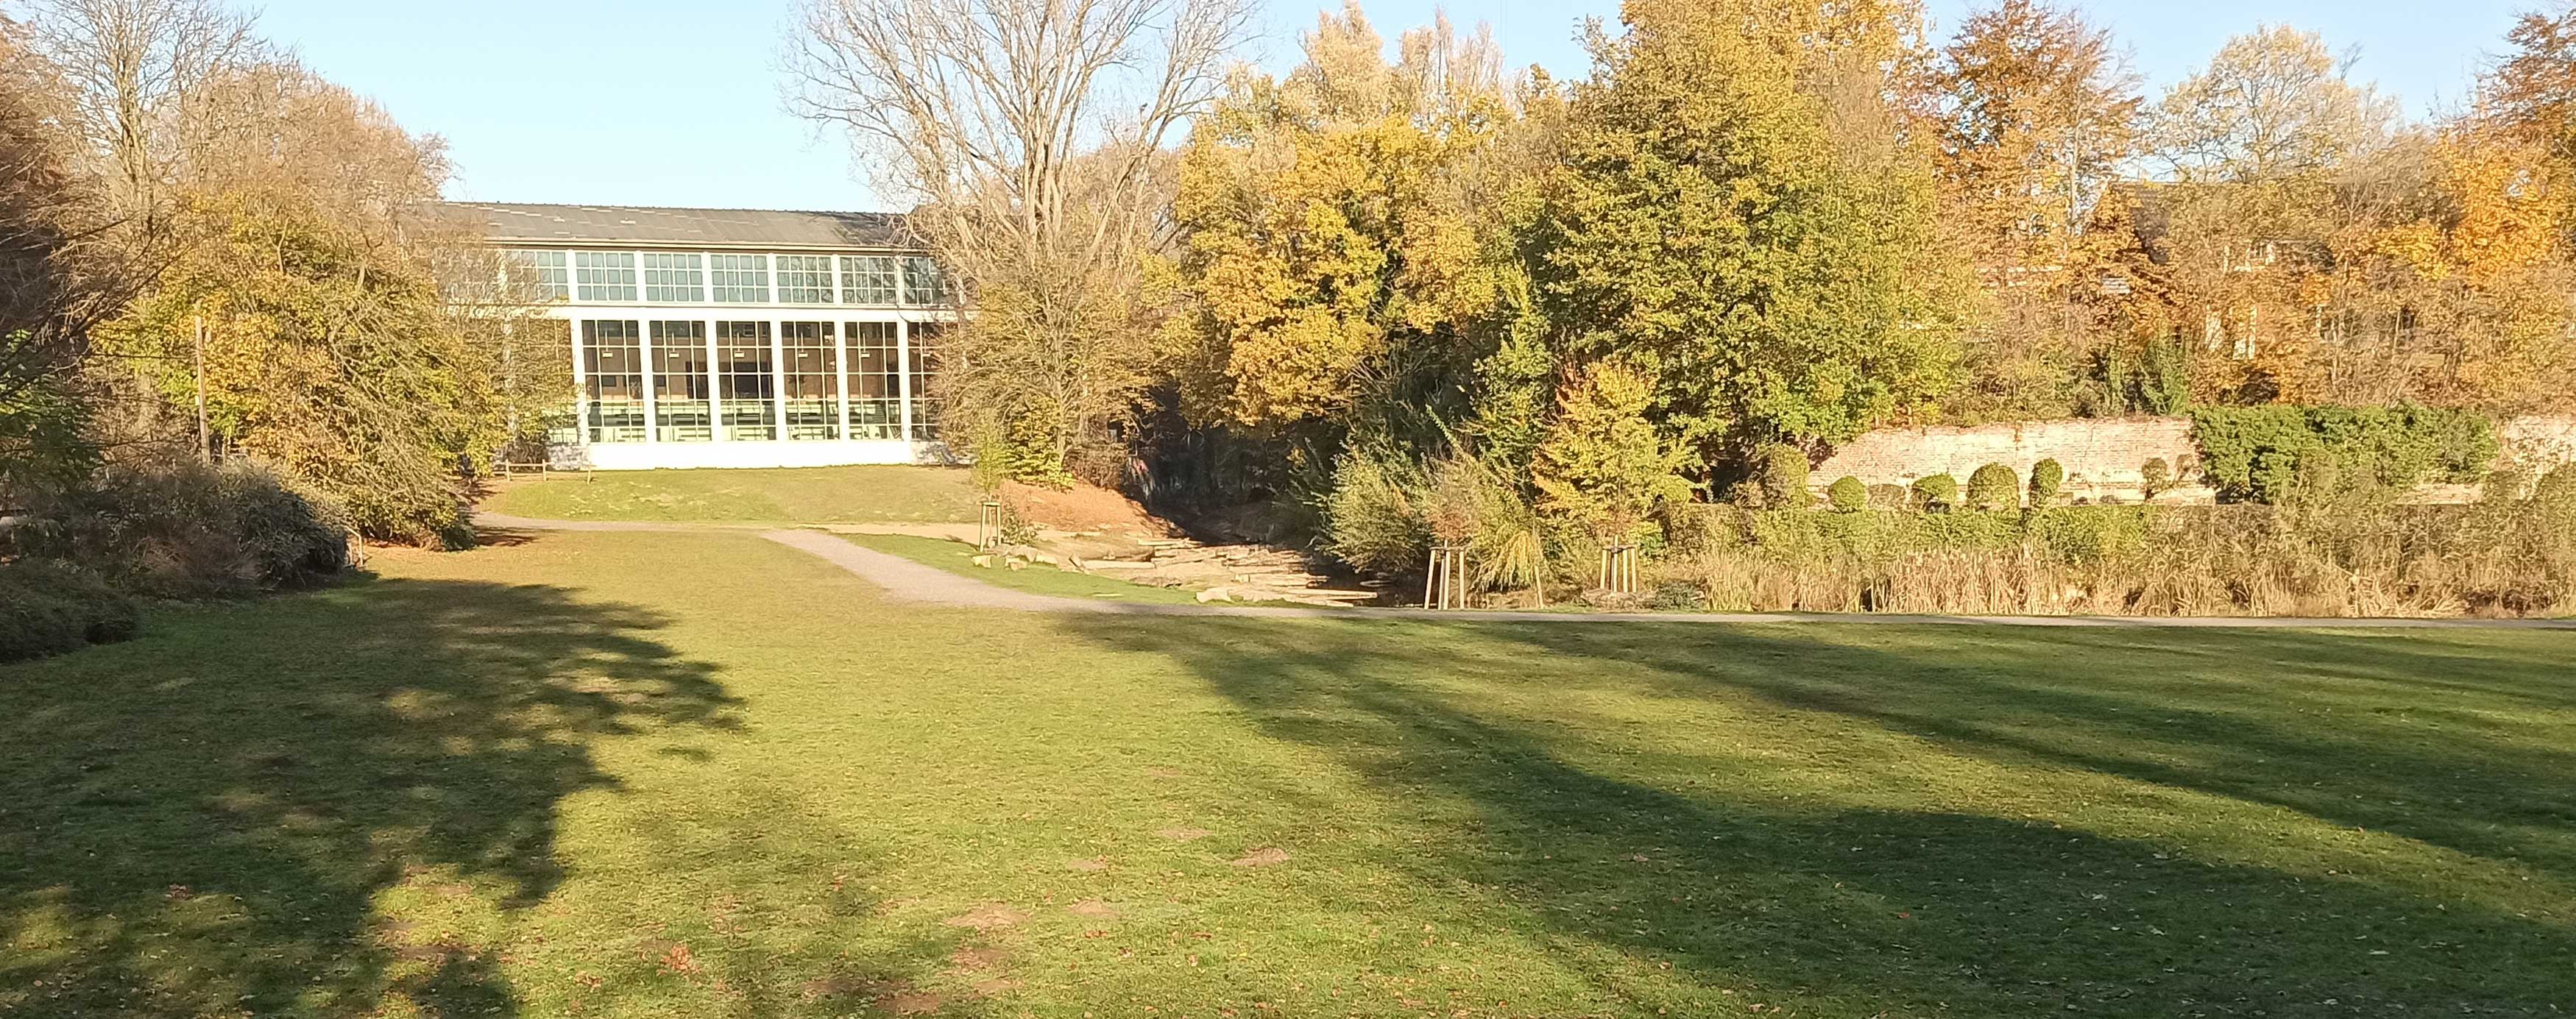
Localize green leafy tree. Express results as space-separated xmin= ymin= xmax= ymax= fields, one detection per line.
xmin=1532 ymin=361 xmax=1693 ymax=539
xmin=1531 ymin=0 xmax=1970 ymax=464
xmin=1171 ymin=4 xmax=1513 ymax=431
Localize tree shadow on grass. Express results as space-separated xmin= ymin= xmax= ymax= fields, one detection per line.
xmin=1501 ymin=624 xmax=2576 ymax=876
xmin=0 ymin=575 xmax=740 ymax=1016
xmin=1056 ymin=615 xmax=2576 ymax=1015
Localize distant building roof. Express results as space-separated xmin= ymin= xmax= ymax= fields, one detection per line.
xmin=442 ymin=202 xmax=915 ymax=252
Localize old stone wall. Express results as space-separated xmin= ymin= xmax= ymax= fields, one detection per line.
xmin=1811 ymin=413 xmax=2576 ymax=503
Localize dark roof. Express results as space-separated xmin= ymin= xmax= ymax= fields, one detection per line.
xmin=441 ymin=202 xmax=915 ymax=252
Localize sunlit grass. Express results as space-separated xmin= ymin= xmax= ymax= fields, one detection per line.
xmin=4 ymin=528 xmax=2572 ymax=1016
xmin=483 ymin=465 xmax=983 ymax=523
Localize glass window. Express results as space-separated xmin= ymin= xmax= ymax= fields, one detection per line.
xmin=643 ymin=252 xmax=705 ymax=303
xmin=710 ymin=254 xmax=770 ymax=303
xmin=506 ymin=250 xmax=570 ymax=300
xmin=575 ymin=252 xmax=637 ymax=302
xmin=901 ymin=256 xmax=949 ymax=306
xmin=839 ymin=255 xmax=898 ymax=305
xmin=779 ymin=322 xmax=838 ymax=439
xmin=715 ymin=321 xmax=775 ymax=441
xmin=650 ymin=321 xmax=710 ymax=441
xmin=581 ymin=319 xmax=645 ymax=442
xmin=843 ymin=321 xmax=903 ymax=439
xmin=777 ymin=255 xmax=835 ymax=304
xmin=907 ymin=321 xmax=943 ymax=439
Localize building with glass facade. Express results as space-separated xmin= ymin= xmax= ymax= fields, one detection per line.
xmin=445 ymin=202 xmax=956 ymax=470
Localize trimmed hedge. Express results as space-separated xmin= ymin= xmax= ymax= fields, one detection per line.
xmin=2189 ymin=405 xmax=2497 ymax=504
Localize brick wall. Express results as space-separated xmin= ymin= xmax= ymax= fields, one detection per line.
xmin=1811 ymin=414 xmax=2576 ymax=503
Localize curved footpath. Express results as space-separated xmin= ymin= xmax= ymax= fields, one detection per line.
xmin=478 ymin=512 xmax=2576 ymax=629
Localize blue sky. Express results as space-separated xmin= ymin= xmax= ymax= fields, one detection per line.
xmin=251 ymin=0 xmax=2527 ymax=210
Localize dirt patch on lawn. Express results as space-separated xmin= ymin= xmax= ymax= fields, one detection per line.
xmin=874 ymin=989 xmax=946 ymax=1015
xmin=949 ymin=945 xmax=1009 ymax=970
xmin=1000 ymin=480 xmax=1177 ymax=537
xmin=1228 ymin=847 xmax=1290 ymax=867
xmin=1156 ymin=826 xmax=1211 ymax=842
xmin=1066 ymin=898 xmax=1119 ymax=919
xmin=1064 ymin=857 xmax=1109 ymax=872
xmin=941 ymin=903 xmax=1028 ymax=930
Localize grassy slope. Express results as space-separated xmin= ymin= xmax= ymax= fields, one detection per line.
xmin=2 ymin=529 xmax=2572 ymax=1017
xmin=482 ymin=465 xmax=983 ymax=523
xmin=841 ymin=532 xmax=1203 ymax=606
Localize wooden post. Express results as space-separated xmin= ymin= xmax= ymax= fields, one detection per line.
xmin=191 ymin=315 xmax=210 ymax=463
xmin=978 ymin=500 xmax=1002 ymax=549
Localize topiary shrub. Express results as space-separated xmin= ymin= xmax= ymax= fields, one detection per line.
xmin=1911 ymin=474 xmax=1958 ymax=511
xmin=1752 ymin=444 xmax=1811 ymax=509
xmin=1967 ymin=463 xmax=2020 ymax=511
xmin=1826 ymin=475 xmax=1867 ymax=513
xmin=1866 ymin=483 xmax=1910 ymax=510
xmin=2140 ymin=457 xmax=2172 ymax=503
xmin=2028 ymin=458 xmax=2065 ymax=505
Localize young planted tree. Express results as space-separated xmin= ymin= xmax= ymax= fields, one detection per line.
xmin=785 ymin=0 xmax=1255 ymax=483
xmin=1531 ymin=361 xmax=1691 ymax=542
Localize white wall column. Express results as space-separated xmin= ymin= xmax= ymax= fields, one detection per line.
xmin=895 ymin=317 xmax=915 ymax=444
xmin=771 ymin=317 xmax=789 ymax=440
xmin=705 ymin=317 xmax=726 ymax=441
xmin=639 ymin=319 xmax=658 ymax=444
xmin=831 ymin=320 xmax=852 ymax=441
xmin=569 ymin=318 xmax=588 ymax=446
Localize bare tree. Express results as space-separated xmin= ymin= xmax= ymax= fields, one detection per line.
xmin=783 ymin=0 xmax=1253 ymax=479
xmin=10 ymin=0 xmax=261 ymax=227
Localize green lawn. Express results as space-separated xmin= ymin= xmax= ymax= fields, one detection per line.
xmin=482 ymin=465 xmax=983 ymax=523
xmin=841 ymin=533 xmax=1205 ymax=605
xmin=4 ymin=529 xmax=2573 ymax=1017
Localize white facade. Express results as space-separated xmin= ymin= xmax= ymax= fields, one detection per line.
xmin=462 ymin=205 xmax=958 ymax=472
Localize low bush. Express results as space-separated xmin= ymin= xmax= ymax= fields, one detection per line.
xmin=1752 ymin=444 xmax=1810 ymax=509
xmin=1320 ymin=444 xmax=1433 ymax=575
xmin=0 ymin=560 xmax=138 ymax=663
xmin=1827 ymin=476 xmax=1867 ymax=513
xmin=9 ymin=461 xmax=350 ymax=597
xmin=1911 ymin=474 xmax=1958 ymax=511
xmin=1 ymin=460 xmax=349 ymax=659
xmin=1649 ymin=497 xmax=2576 ymax=618
xmin=1967 ymin=463 xmax=2020 ymax=511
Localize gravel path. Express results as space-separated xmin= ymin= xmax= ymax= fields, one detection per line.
xmin=484 ymin=512 xmax=2576 ymax=629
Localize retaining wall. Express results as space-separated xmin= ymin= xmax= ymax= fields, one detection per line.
xmin=1811 ymin=413 xmax=2576 ymax=503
